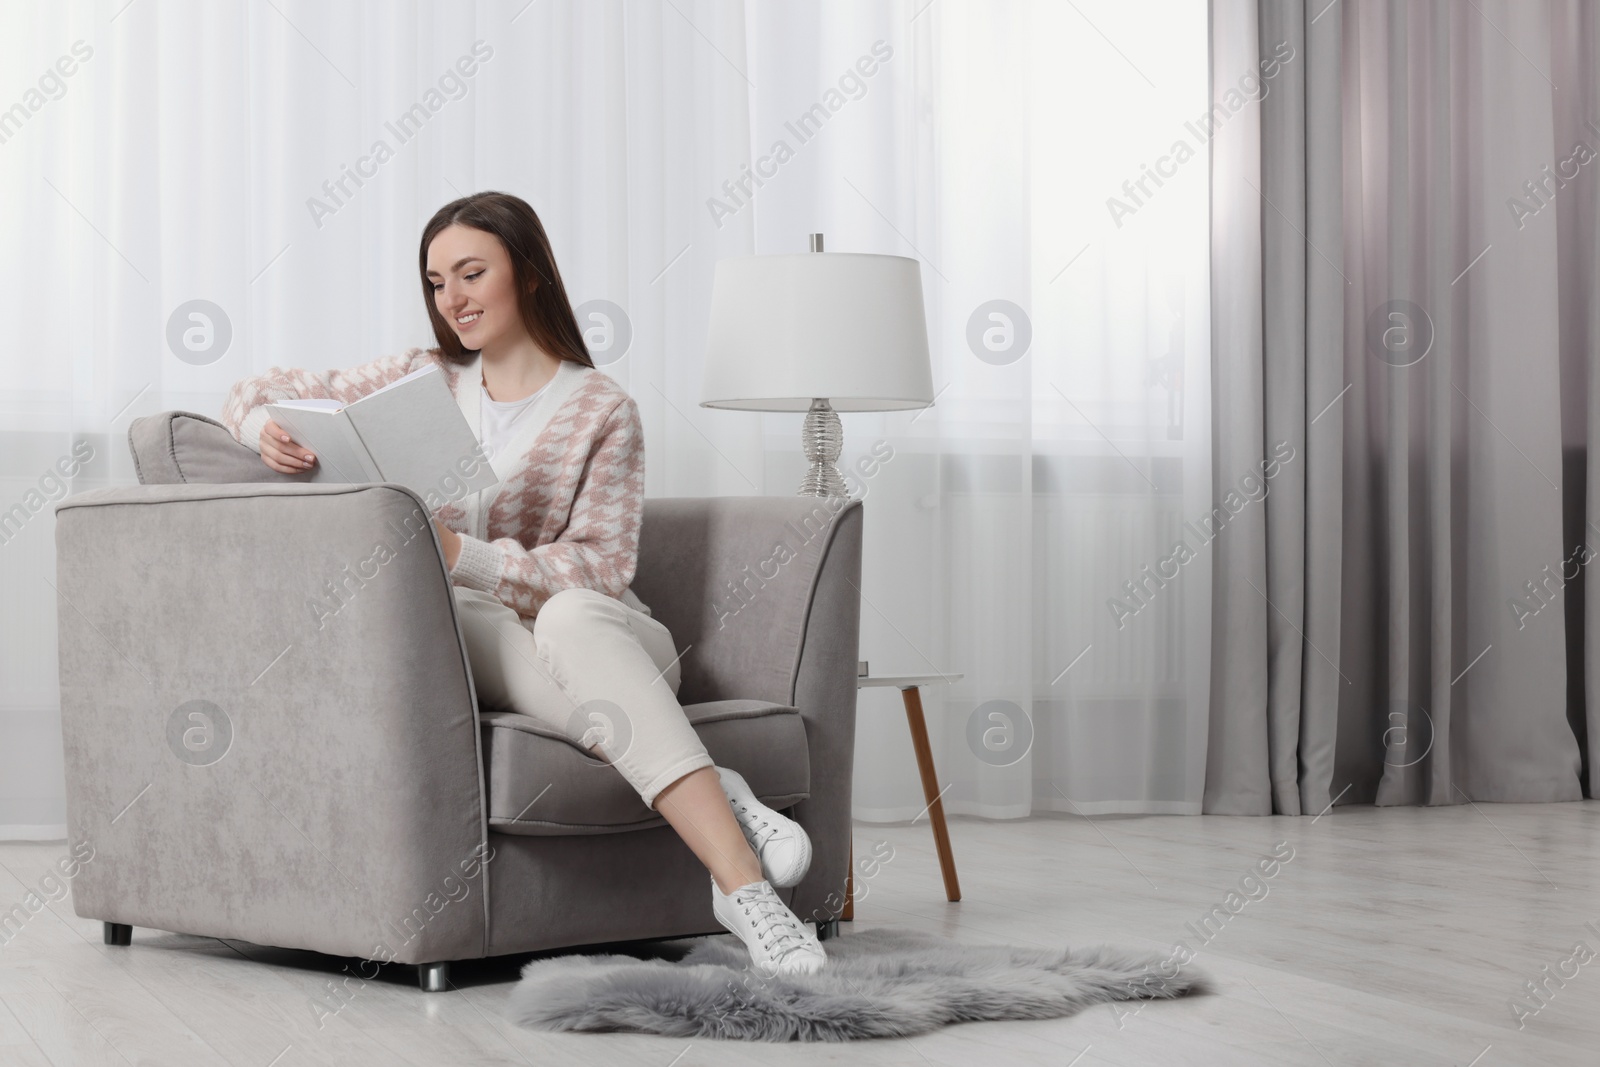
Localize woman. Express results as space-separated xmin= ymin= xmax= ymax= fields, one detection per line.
xmin=220 ymin=191 xmax=826 ymax=977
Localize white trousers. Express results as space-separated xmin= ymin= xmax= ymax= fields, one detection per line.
xmin=451 ymin=585 xmax=713 ymax=807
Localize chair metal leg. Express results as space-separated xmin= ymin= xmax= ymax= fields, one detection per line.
xmin=815 ymin=919 xmax=840 ymax=942
xmin=103 ymin=922 xmax=132 ymax=946
xmin=418 ymin=961 xmax=450 ymax=991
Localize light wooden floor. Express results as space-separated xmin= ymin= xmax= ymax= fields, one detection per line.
xmin=3 ymin=803 xmax=1599 ymax=1066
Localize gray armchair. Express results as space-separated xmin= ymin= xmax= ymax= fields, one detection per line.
xmin=53 ymin=410 xmax=861 ymax=989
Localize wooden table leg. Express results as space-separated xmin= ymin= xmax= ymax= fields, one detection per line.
xmin=842 ymin=836 xmax=854 ymax=921
xmin=901 ymin=685 xmax=961 ymax=902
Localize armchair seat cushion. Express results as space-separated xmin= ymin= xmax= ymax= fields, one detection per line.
xmin=482 ymin=699 xmax=810 ymax=836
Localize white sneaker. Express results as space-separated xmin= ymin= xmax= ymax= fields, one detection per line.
xmin=715 ymin=766 xmax=812 ymax=888
xmin=711 ymin=877 xmax=826 ymax=977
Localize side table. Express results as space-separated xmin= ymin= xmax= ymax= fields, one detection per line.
xmin=845 ymin=673 xmax=964 ymax=919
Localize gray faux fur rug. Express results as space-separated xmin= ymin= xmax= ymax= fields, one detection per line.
xmin=505 ymin=927 xmax=1204 ymax=1041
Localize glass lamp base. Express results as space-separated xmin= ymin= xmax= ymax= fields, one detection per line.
xmin=799 ymin=398 xmax=848 ymax=497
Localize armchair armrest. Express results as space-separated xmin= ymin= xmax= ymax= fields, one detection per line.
xmin=53 ymin=481 xmax=489 ymax=965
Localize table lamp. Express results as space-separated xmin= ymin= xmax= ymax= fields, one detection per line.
xmin=700 ymin=234 xmax=934 ymax=497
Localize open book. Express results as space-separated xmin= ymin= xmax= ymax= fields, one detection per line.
xmin=265 ymin=364 xmax=498 ymax=505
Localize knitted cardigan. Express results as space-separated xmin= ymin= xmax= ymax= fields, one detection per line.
xmin=220 ymin=347 xmax=645 ymax=621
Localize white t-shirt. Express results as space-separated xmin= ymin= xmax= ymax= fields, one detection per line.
xmin=479 ymin=375 xmax=551 ymax=463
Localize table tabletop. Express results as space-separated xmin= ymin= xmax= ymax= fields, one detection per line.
xmin=856 ymin=673 xmax=963 ymax=689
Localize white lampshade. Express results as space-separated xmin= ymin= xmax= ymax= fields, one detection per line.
xmin=700 ymin=252 xmax=933 ymax=412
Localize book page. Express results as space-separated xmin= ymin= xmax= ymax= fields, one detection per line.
xmin=264 ymin=404 xmax=382 ymax=483
xmin=342 ymin=367 xmax=499 ymax=501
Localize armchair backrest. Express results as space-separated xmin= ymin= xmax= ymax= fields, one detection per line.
xmin=631 ymin=496 xmax=862 ymax=709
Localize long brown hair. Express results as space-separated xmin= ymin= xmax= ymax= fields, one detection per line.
xmin=419 ymin=192 xmax=593 ymax=369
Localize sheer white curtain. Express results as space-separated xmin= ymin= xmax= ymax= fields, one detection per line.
xmin=0 ymin=0 xmax=1210 ymax=838
xmin=824 ymin=2 xmax=1214 ymax=820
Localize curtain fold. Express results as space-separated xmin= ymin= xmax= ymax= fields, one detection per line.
xmin=1297 ymin=0 xmax=1346 ymax=816
xmin=1207 ymin=0 xmax=1596 ymax=813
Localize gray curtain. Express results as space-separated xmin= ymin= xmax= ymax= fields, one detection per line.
xmin=1206 ymin=0 xmax=1599 ymax=814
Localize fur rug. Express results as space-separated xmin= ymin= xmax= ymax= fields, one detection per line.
xmin=505 ymin=927 xmax=1204 ymax=1041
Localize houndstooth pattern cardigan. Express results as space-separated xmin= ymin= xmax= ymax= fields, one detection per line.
xmin=221 ymin=347 xmax=645 ymax=621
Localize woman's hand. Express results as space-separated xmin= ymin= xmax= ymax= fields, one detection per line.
xmin=259 ymin=418 xmax=317 ymax=474
xmin=433 ymin=518 xmax=462 ymax=571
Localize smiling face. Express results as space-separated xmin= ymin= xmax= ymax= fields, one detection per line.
xmin=425 ymin=223 xmax=532 ymax=354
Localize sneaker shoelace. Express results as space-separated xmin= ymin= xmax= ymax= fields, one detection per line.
xmin=733 ymin=885 xmax=810 ymax=962
xmin=731 ymin=798 xmax=779 ymax=848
